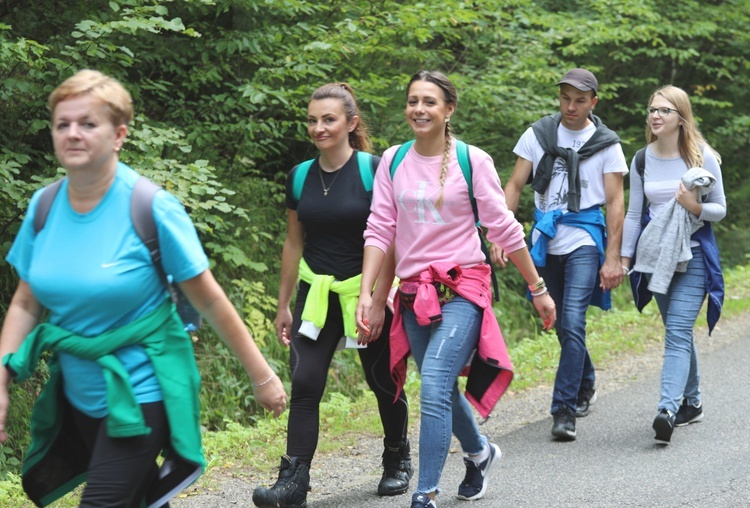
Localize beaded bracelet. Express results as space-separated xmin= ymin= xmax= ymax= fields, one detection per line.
xmin=253 ymin=372 xmax=276 ymax=387
xmin=528 ymin=277 xmax=545 ymax=292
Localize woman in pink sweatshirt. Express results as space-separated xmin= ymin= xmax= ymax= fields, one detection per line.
xmin=356 ymin=71 xmax=556 ymax=508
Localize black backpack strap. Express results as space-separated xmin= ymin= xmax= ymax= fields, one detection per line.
xmin=130 ymin=177 xmax=173 ymax=299
xmin=33 ymin=178 xmax=65 ymax=234
xmin=634 ymin=147 xmax=648 ymax=227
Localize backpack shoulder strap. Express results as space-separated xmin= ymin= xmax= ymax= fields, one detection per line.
xmin=389 ymin=141 xmax=415 ymax=178
xmin=131 ymin=177 xmax=171 ymax=292
xmin=635 ymin=147 xmax=646 ymax=177
xmin=633 ymin=147 xmax=649 ymax=227
xmin=356 ymin=151 xmax=374 ymax=192
xmin=292 ymin=159 xmax=315 ymax=203
xmin=33 ymin=178 xmax=66 ymax=234
xmin=455 ymin=139 xmax=473 ymax=202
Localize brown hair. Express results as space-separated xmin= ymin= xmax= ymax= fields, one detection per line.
xmin=310 ymin=83 xmax=372 ymax=153
xmin=645 ymin=85 xmax=721 ymax=167
xmin=406 ymin=71 xmax=458 ymax=207
xmin=49 ymin=69 xmax=133 ymax=126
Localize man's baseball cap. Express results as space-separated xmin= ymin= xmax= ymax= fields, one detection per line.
xmin=557 ymin=68 xmax=598 ymax=94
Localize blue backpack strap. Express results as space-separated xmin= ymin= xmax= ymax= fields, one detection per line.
xmin=33 ymin=178 xmax=66 ymax=234
xmin=389 ymin=141 xmax=415 ymax=178
xmin=292 ymin=159 xmax=315 ymax=203
xmin=356 ymin=151 xmax=374 ymax=193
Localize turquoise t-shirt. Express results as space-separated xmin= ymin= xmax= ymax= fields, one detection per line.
xmin=6 ymin=162 xmax=209 ymax=417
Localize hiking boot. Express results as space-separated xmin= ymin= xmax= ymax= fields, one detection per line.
xmin=575 ymin=386 xmax=597 ymax=417
xmin=252 ymin=455 xmax=310 ymax=508
xmin=377 ymin=439 xmax=413 ymax=496
xmin=653 ymin=409 xmax=675 ymax=443
xmin=411 ymin=492 xmax=437 ymax=508
xmin=551 ymin=405 xmax=577 ymax=441
xmin=674 ymin=399 xmax=703 ymax=427
xmin=456 ymin=442 xmax=501 ymax=500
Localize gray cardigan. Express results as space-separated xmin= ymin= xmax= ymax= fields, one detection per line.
xmin=633 ymin=167 xmax=716 ymax=294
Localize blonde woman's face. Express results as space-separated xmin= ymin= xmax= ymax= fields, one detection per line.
xmin=405 ymin=81 xmax=454 ymax=140
xmin=647 ymin=96 xmax=681 ymax=138
xmin=52 ymin=94 xmax=126 ymax=174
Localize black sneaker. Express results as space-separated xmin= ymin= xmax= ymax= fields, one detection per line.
xmin=456 ymin=442 xmax=501 ymax=500
xmin=411 ymin=492 xmax=437 ymax=508
xmin=674 ymin=399 xmax=703 ymax=427
xmin=551 ymin=405 xmax=577 ymax=441
xmin=653 ymin=409 xmax=675 ymax=443
xmin=575 ymin=386 xmax=597 ymax=417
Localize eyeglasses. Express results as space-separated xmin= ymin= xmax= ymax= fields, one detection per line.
xmin=645 ymin=106 xmax=679 ymax=117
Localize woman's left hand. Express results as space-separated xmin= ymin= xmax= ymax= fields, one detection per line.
xmin=252 ymin=375 xmax=287 ymax=418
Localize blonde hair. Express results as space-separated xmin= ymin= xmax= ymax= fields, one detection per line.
xmin=310 ymin=82 xmax=372 ymax=153
xmin=645 ymin=85 xmax=721 ymax=167
xmin=406 ymin=71 xmax=458 ymax=207
xmin=49 ymin=69 xmax=133 ymax=126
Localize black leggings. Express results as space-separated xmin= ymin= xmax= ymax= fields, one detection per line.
xmin=72 ymin=401 xmax=170 ymax=508
xmin=286 ymin=283 xmax=409 ymax=465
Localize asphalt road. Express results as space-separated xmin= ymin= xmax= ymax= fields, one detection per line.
xmin=174 ymin=315 xmax=750 ymax=508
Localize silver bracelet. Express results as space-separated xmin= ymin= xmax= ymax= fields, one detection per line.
xmin=253 ymin=372 xmax=276 ymax=387
xmin=622 ymin=265 xmax=632 ymax=276
xmin=531 ymin=287 xmax=548 ymax=297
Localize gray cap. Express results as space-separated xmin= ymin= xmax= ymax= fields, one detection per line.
xmin=557 ymin=68 xmax=598 ymax=94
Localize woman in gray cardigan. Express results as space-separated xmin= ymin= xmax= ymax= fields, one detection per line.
xmin=620 ymin=85 xmax=726 ymax=444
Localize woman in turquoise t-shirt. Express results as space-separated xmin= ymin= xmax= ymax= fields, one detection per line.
xmin=0 ymin=70 xmax=287 ymax=507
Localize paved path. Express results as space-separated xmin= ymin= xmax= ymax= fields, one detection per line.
xmin=174 ymin=316 xmax=750 ymax=507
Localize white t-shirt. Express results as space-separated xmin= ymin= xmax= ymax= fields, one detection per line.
xmin=514 ymin=121 xmax=628 ymax=255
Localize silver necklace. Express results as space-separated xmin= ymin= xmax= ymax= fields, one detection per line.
xmin=318 ymin=166 xmax=343 ymax=197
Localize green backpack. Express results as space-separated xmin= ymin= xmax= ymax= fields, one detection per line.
xmin=291 ymin=151 xmax=374 ymax=203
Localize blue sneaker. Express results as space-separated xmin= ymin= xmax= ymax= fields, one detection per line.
xmin=411 ymin=492 xmax=437 ymax=507
xmin=456 ymin=442 xmax=502 ymax=501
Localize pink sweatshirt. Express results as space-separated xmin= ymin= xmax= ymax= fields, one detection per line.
xmin=364 ymin=139 xmax=526 ymax=278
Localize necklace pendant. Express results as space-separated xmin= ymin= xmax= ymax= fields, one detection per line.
xmin=323 ymin=189 xmax=328 ymax=197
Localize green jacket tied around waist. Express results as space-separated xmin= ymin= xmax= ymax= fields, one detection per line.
xmin=2 ymin=298 xmax=204 ymax=506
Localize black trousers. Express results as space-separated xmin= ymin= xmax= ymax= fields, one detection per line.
xmin=286 ymin=282 xmax=409 ymax=465
xmin=72 ymin=401 xmax=170 ymax=508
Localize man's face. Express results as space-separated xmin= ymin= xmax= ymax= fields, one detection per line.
xmin=558 ymin=84 xmax=598 ymax=131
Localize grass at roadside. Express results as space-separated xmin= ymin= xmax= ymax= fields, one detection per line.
xmin=3 ymin=266 xmax=748 ymax=506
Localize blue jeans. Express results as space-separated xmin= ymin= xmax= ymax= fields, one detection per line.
xmin=538 ymin=245 xmax=599 ymax=414
xmin=652 ymin=247 xmax=706 ymax=414
xmin=402 ymin=296 xmax=487 ymax=496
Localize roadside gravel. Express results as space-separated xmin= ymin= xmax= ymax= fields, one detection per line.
xmin=171 ymin=313 xmax=744 ymax=507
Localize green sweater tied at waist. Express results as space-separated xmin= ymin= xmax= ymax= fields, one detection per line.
xmin=2 ymin=298 xmax=204 ymax=506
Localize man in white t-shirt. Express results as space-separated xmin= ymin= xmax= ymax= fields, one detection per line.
xmin=491 ymin=68 xmax=628 ymax=441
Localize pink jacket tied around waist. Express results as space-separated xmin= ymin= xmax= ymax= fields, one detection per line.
xmin=390 ymin=262 xmax=514 ymax=419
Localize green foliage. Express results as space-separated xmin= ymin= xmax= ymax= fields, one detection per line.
xmin=2 ymin=0 xmax=750 ymax=480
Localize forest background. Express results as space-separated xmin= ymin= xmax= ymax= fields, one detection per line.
xmin=1 ymin=0 xmax=749 ymax=477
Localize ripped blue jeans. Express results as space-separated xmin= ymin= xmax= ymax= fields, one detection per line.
xmin=402 ymin=295 xmax=487 ymax=496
